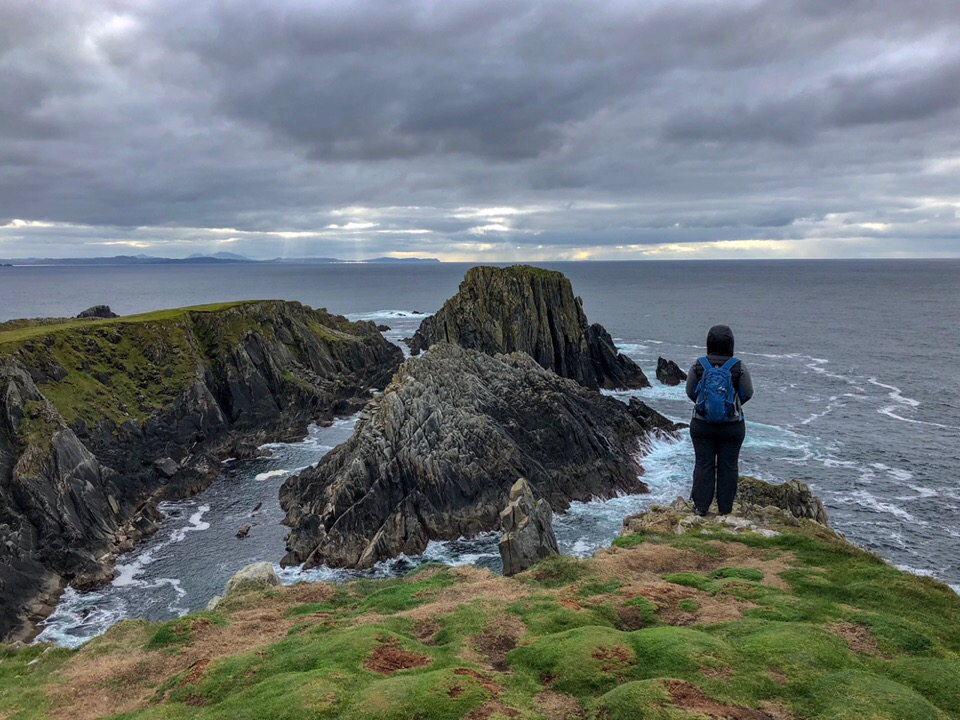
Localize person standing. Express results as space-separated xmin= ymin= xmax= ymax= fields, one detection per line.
xmin=685 ymin=325 xmax=754 ymax=516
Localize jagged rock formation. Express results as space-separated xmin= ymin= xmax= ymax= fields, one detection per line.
xmin=408 ymin=266 xmax=649 ymax=390
xmin=76 ymin=305 xmax=118 ymax=319
xmin=626 ymin=397 xmax=687 ymax=434
xmin=498 ymin=478 xmax=559 ymax=576
xmin=281 ymin=343 xmax=678 ymax=570
xmin=656 ymin=356 xmax=687 ymax=386
xmin=0 ymin=300 xmax=402 ymax=640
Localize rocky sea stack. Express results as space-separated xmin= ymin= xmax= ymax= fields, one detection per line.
xmin=409 ymin=265 xmax=650 ymax=390
xmin=281 ymin=342 xmax=677 ymax=570
xmin=0 ymin=300 xmax=403 ymax=640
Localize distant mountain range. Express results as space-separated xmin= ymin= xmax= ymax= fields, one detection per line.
xmin=0 ymin=254 xmax=441 ymax=266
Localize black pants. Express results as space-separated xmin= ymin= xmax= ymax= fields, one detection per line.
xmin=690 ymin=418 xmax=746 ymax=514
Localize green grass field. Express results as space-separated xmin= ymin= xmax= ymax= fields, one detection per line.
xmin=3 ymin=513 xmax=957 ymax=720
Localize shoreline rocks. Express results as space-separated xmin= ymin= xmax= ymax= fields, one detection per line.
xmin=409 ymin=265 xmax=650 ymax=390
xmin=656 ymin=357 xmax=687 ymax=386
xmin=620 ymin=477 xmax=830 ymax=539
xmin=281 ymin=343 xmax=677 ymax=570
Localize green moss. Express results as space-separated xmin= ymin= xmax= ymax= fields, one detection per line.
xmin=662 ymin=573 xmax=716 ymax=592
xmin=579 ymin=581 xmax=623 ymax=598
xmin=145 ymin=614 xmax=226 ymax=651
xmin=678 ymin=599 xmax=699 ymax=613
xmin=803 ymin=669 xmax=951 ymax=720
xmin=881 ymin=658 xmax=960 ymax=714
xmin=508 ymin=626 xmax=636 ymax=697
xmin=710 ymin=567 xmax=764 ymax=582
xmin=522 ymin=555 xmax=590 ymax=589
xmin=593 ymin=679 xmax=689 ymax=720
xmin=629 ymin=627 xmax=733 ymax=679
xmin=0 ymin=645 xmax=73 ymax=720
xmin=612 ymin=533 xmax=646 ymax=549
xmin=345 ymin=668 xmax=489 ymax=720
xmin=508 ymin=597 xmax=617 ymax=636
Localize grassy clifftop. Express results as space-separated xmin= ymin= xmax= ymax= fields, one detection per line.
xmin=3 ymin=508 xmax=958 ymax=719
xmin=1 ymin=300 xmax=373 ymax=431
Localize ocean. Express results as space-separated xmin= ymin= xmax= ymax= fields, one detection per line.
xmin=2 ymin=260 xmax=957 ymax=647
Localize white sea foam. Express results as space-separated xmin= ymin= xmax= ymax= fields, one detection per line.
xmin=345 ymin=309 xmax=430 ymax=321
xmin=254 ymin=469 xmax=290 ymax=481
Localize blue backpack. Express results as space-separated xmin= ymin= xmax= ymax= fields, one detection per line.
xmin=695 ymin=357 xmax=741 ymax=423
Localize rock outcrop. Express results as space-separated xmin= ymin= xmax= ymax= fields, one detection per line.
xmin=498 ymin=478 xmax=559 ymax=576
xmin=76 ymin=305 xmax=118 ymax=319
xmin=620 ymin=477 xmax=829 ymax=539
xmin=656 ymin=356 xmax=687 ymax=386
xmin=408 ymin=266 xmax=649 ymax=390
xmin=281 ymin=343 xmax=678 ymax=570
xmin=0 ymin=300 xmax=402 ymax=640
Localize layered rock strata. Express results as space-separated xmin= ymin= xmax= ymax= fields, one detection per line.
xmin=408 ymin=265 xmax=649 ymax=389
xmin=281 ymin=343 xmax=677 ymax=570
xmin=498 ymin=478 xmax=559 ymax=576
xmin=0 ymin=300 xmax=402 ymax=639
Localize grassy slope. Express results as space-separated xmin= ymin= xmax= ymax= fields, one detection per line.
xmin=2 ymin=515 xmax=958 ymax=720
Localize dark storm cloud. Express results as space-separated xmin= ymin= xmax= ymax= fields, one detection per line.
xmin=1 ymin=0 xmax=959 ymax=259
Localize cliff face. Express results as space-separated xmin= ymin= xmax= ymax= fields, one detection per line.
xmin=409 ymin=266 xmax=649 ymax=389
xmin=281 ymin=343 xmax=677 ymax=570
xmin=0 ymin=301 xmax=403 ymax=640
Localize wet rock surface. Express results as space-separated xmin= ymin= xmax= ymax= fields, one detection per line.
xmin=0 ymin=300 xmax=403 ymax=640
xmin=282 ymin=343 xmax=677 ymax=570
xmin=409 ymin=265 xmax=649 ymax=389
xmin=656 ymin=356 xmax=687 ymax=386
xmin=498 ymin=478 xmax=559 ymax=576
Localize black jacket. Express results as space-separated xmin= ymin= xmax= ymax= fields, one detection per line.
xmin=685 ymin=325 xmax=754 ymax=421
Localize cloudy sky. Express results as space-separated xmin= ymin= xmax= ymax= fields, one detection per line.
xmin=2 ymin=0 xmax=960 ymax=261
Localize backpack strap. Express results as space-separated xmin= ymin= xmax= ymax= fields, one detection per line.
xmin=698 ymin=357 xmax=712 ymax=373
xmin=720 ymin=357 xmax=740 ymax=371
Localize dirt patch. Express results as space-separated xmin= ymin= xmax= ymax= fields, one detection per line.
xmin=666 ymin=680 xmax=776 ymax=720
xmin=615 ymin=604 xmax=647 ymax=630
xmin=626 ymin=581 xmax=755 ymax=626
xmin=472 ymin=616 xmax=524 ymax=672
xmin=364 ymin=639 xmax=431 ymax=675
xmin=449 ymin=683 xmax=465 ymax=699
xmin=699 ymin=665 xmax=733 ymax=681
xmin=768 ymin=669 xmax=788 ymax=686
xmin=453 ymin=668 xmax=505 ymax=697
xmin=466 ymin=702 xmax=520 ymax=720
xmin=759 ymin=700 xmax=798 ymax=720
xmin=177 ymin=658 xmax=211 ymax=687
xmin=413 ymin=618 xmax=441 ymax=645
xmin=533 ymin=690 xmax=585 ymax=719
xmin=559 ymin=599 xmax=582 ymax=610
xmin=591 ymin=645 xmax=632 ymax=673
xmin=829 ymin=621 xmax=886 ymax=657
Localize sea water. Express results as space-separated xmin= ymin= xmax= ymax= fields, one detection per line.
xmin=2 ymin=260 xmax=955 ymax=646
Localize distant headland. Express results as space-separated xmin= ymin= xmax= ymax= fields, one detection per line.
xmin=0 ymin=253 xmax=441 ymax=267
